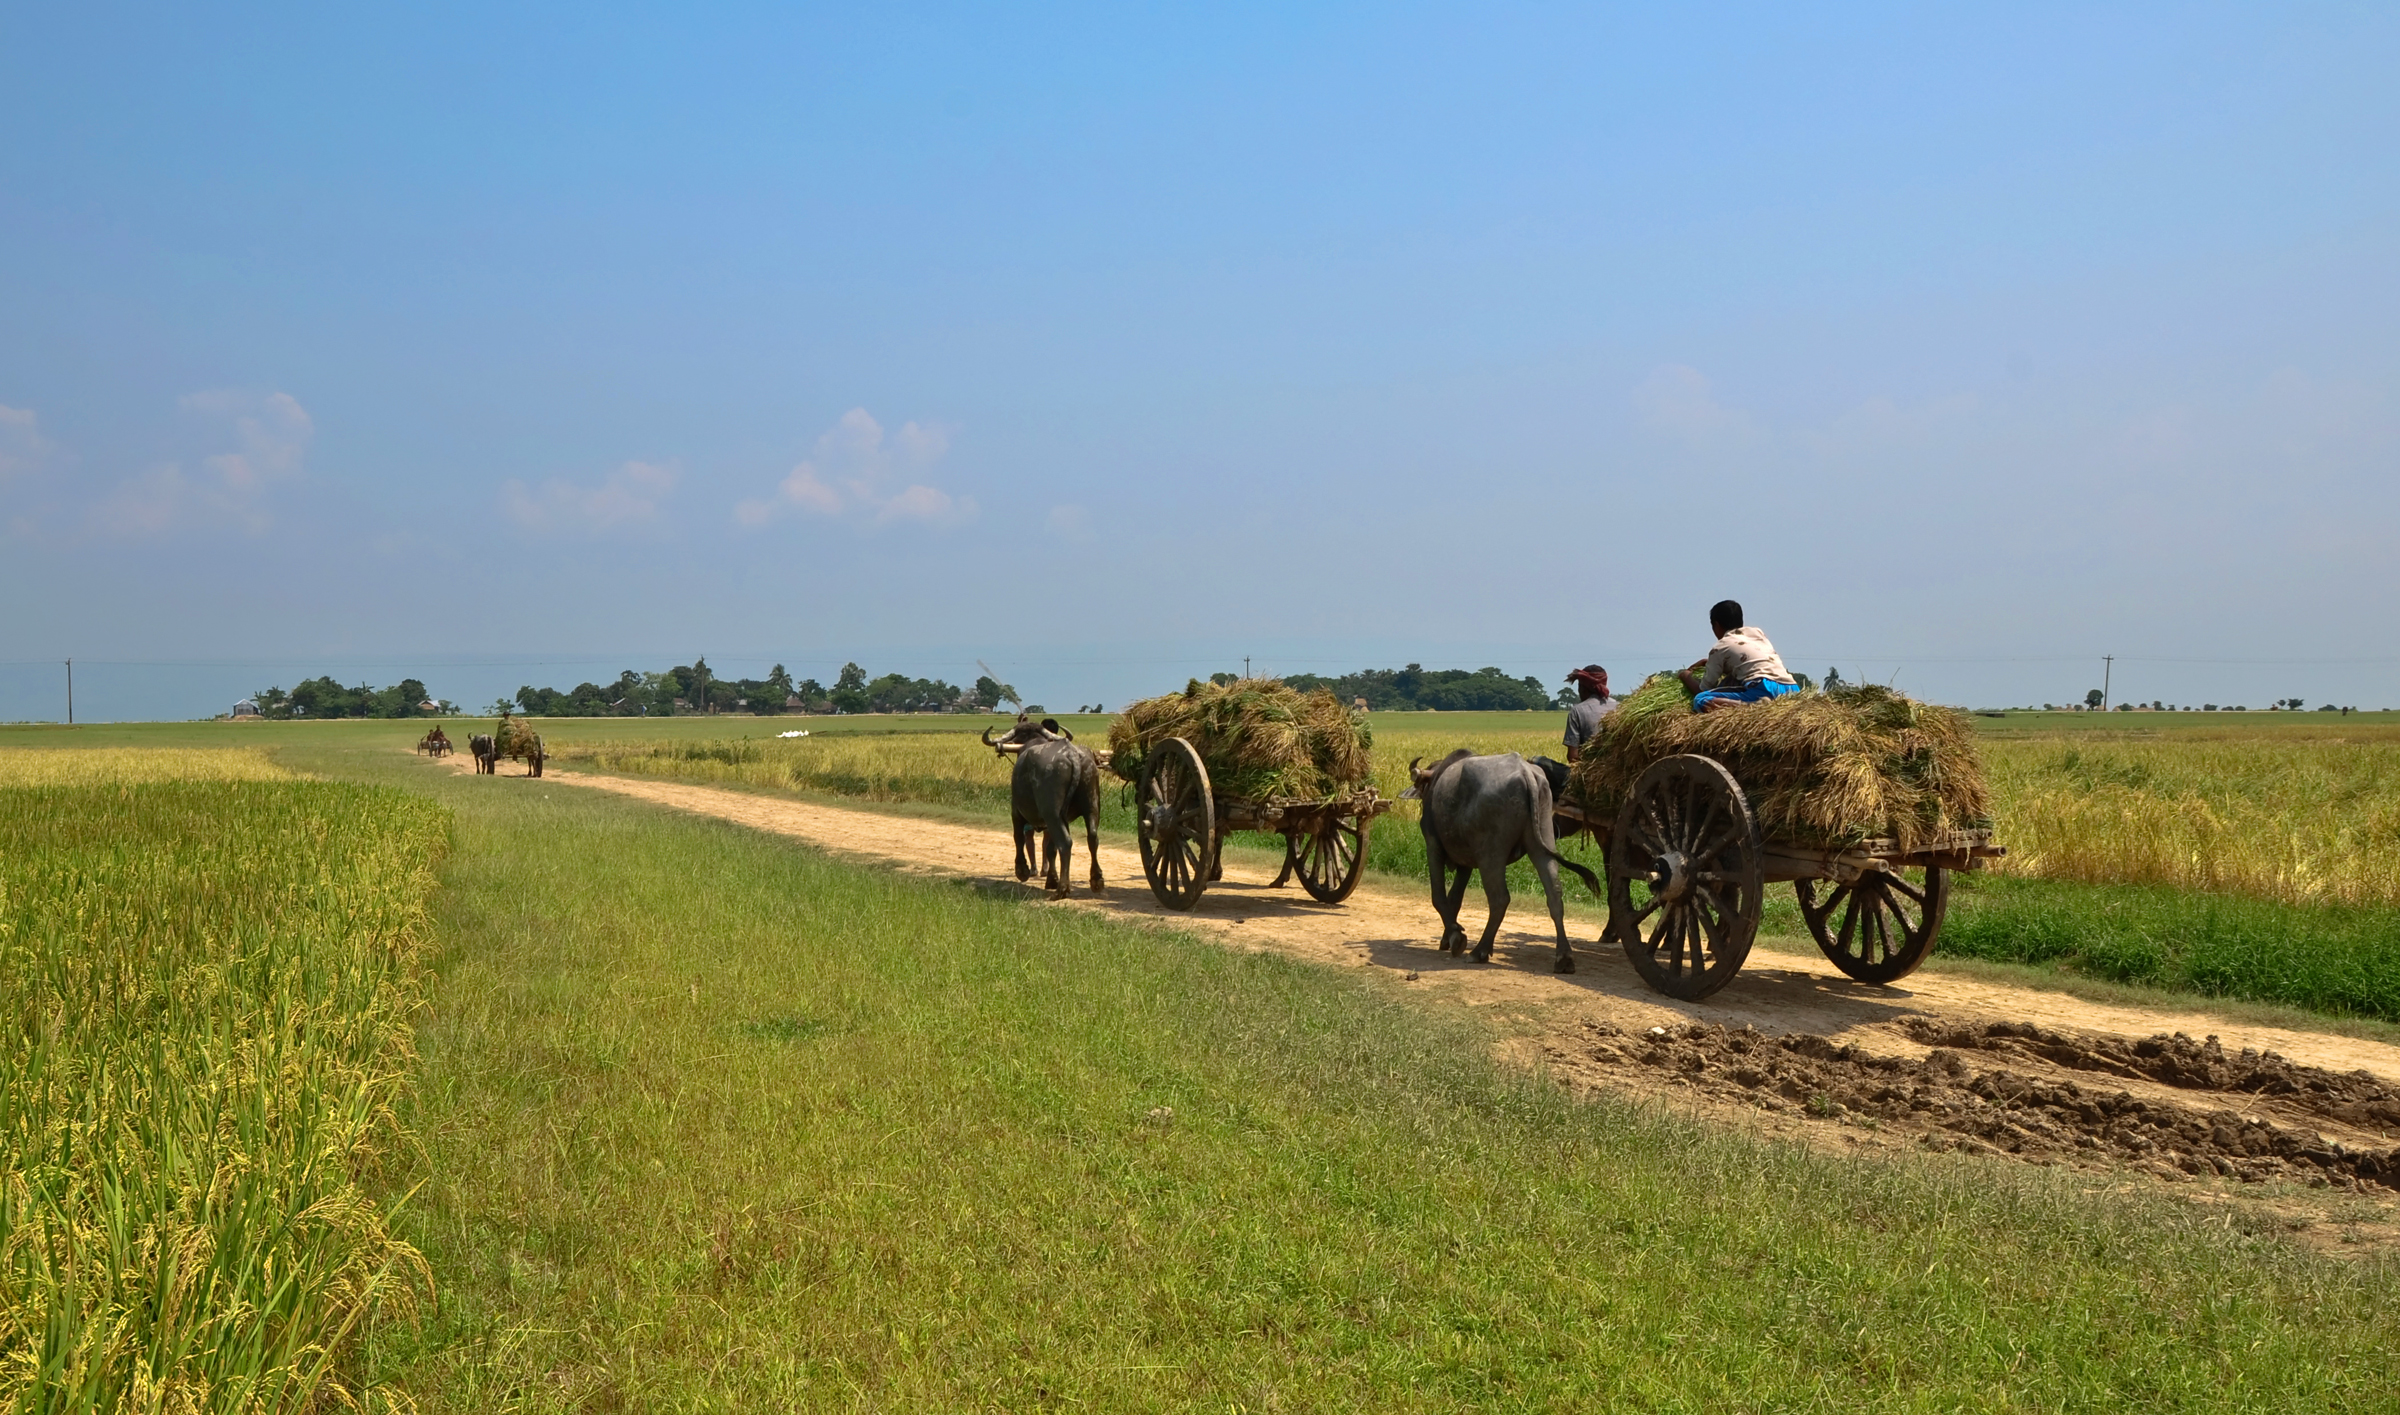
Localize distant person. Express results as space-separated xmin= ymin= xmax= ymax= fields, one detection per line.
xmin=1561 ymin=665 xmax=1615 ymax=763
xmin=1678 ymin=600 xmax=1799 ymax=713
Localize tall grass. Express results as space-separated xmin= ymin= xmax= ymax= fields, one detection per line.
xmin=0 ymin=767 xmax=447 ymax=1411
xmin=1979 ymin=736 xmax=2400 ymax=907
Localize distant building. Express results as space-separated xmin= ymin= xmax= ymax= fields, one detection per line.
xmin=232 ymin=699 xmax=262 ymax=719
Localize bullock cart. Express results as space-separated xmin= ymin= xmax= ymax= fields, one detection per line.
xmin=1131 ymin=736 xmax=1395 ymax=910
xmin=1552 ymin=754 xmax=2003 ymax=1002
xmin=994 ymin=735 xmax=1398 ymax=909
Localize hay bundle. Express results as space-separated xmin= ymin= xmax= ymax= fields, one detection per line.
xmin=494 ymin=714 xmax=542 ymax=760
xmin=1568 ymin=675 xmax=1990 ymax=850
xmin=1107 ymin=678 xmax=1372 ymax=800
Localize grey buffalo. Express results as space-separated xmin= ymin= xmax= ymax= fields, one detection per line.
xmin=984 ymin=718 xmax=1105 ymax=897
xmin=469 ymin=734 xmax=498 ymax=774
xmin=1403 ymin=750 xmax=1602 ymax=973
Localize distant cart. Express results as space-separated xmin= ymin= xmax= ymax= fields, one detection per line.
xmin=1553 ymin=754 xmax=2004 ymax=1002
xmin=998 ymin=735 xmax=1398 ymax=910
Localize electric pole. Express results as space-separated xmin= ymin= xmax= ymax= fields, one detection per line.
xmin=1244 ymin=656 xmax=1251 ymax=680
xmin=2102 ymin=655 xmax=2113 ymax=713
xmin=64 ymin=659 xmax=72 ymax=725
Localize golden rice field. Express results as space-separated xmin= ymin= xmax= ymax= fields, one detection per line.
xmin=557 ymin=716 xmax=2400 ymax=909
xmin=0 ymin=747 xmax=446 ymax=1412
xmin=0 ymin=745 xmax=293 ymax=786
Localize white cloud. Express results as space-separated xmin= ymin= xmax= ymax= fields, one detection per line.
xmin=1633 ymin=365 xmax=1757 ymax=449
xmin=89 ymin=390 xmax=314 ymax=536
xmin=505 ymin=459 xmax=677 ymax=534
xmin=92 ymin=464 xmax=189 ymax=537
xmin=179 ymin=389 xmax=312 ymax=493
xmin=736 ymin=407 xmax=975 ymax=528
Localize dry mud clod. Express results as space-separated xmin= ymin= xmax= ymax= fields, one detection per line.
xmin=1558 ymin=1018 xmax=2400 ymax=1191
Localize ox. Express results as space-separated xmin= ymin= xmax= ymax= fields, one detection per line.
xmin=1403 ymin=750 xmax=1602 ymax=973
xmin=984 ymin=718 xmax=1105 ymax=897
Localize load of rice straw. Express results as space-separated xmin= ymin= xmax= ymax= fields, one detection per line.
xmin=494 ymin=713 xmax=542 ymax=758
xmin=1107 ymin=678 xmax=1373 ymax=800
xmin=1567 ymin=674 xmax=1991 ymax=851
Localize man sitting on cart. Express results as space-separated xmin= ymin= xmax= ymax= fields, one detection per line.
xmin=1561 ymin=664 xmax=1615 ymax=763
xmin=1678 ymin=599 xmax=1800 ymax=712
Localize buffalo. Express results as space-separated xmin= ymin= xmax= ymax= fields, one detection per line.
xmin=1403 ymin=750 xmax=1602 ymax=973
xmin=469 ymin=733 xmax=498 ymax=774
xmin=985 ymin=717 xmax=1104 ymax=897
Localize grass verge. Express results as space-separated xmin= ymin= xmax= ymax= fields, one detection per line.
xmin=0 ymin=762 xmax=447 ymax=1411
xmin=1943 ymin=873 xmax=2400 ymax=1022
xmin=367 ymin=765 xmax=2400 ymax=1410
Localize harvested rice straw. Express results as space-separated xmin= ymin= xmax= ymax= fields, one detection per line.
xmin=1108 ymin=678 xmax=1372 ymax=800
xmin=1568 ymin=676 xmax=1990 ymax=850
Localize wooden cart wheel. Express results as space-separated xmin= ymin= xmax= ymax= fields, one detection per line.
xmin=1287 ymin=814 xmax=1370 ymax=904
xmin=1608 ymin=755 xmax=1764 ymax=1002
xmin=1138 ymin=737 xmax=1216 ymax=910
xmin=1797 ymin=866 xmax=1948 ymax=984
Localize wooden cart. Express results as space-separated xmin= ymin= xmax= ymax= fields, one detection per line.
xmin=1131 ymin=736 xmax=1396 ymax=911
xmin=1553 ymin=754 xmax=2003 ymax=1001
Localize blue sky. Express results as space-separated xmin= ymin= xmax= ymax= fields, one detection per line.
xmin=4 ymin=3 xmax=2396 ymax=719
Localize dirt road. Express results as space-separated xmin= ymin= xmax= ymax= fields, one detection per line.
xmin=446 ymin=756 xmax=2400 ymax=1228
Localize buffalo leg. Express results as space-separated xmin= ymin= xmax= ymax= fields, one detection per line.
xmin=1083 ymin=799 xmax=1105 ymax=892
xmin=1044 ymin=812 xmax=1071 ymax=896
xmin=1013 ymin=810 xmax=1034 ymax=881
xmin=1471 ymin=854 xmax=1512 ymax=962
xmin=1425 ymin=833 xmax=1469 ymax=954
xmin=1529 ymin=845 xmax=1574 ymax=973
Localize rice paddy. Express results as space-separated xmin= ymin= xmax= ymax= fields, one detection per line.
xmin=0 ymin=747 xmax=447 ymax=1411
xmin=0 ymin=745 xmax=293 ymax=786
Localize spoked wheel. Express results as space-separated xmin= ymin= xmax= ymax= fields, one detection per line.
xmin=1138 ymin=736 xmax=1216 ymax=910
xmin=1286 ymin=814 xmax=1370 ymax=904
xmin=1797 ymin=866 xmax=1948 ymax=984
xmin=1608 ymin=755 xmax=1765 ymax=1001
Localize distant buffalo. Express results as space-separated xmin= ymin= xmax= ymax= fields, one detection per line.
xmin=1403 ymin=750 xmax=1601 ymax=973
xmin=986 ymin=718 xmax=1103 ymax=897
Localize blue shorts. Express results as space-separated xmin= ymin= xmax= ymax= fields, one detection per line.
xmin=1692 ymin=678 xmax=1800 ymax=711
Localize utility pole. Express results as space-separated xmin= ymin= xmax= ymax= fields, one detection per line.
xmin=1244 ymin=656 xmax=1251 ymax=680
xmin=2102 ymin=655 xmax=2113 ymax=713
xmin=65 ymin=658 xmax=72 ymax=725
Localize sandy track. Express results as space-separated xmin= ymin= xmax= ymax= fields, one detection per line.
xmin=444 ymin=755 xmax=2400 ymax=1218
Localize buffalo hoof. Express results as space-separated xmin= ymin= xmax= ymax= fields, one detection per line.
xmin=1089 ymin=875 xmax=1106 ymax=893
xmin=1553 ymin=954 xmax=1576 ymax=974
xmin=1472 ymin=944 xmax=1494 ymax=964
xmin=1015 ymin=864 xmax=1032 ymax=882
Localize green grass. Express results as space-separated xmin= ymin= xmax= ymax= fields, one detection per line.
xmin=320 ymin=739 xmax=2400 ymax=1411
xmin=1941 ymin=873 xmax=2400 ymax=1020
xmin=0 ymin=761 xmax=447 ymax=1412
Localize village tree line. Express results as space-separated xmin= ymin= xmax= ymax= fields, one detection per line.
xmin=266 ymin=661 xmax=2156 ymax=723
